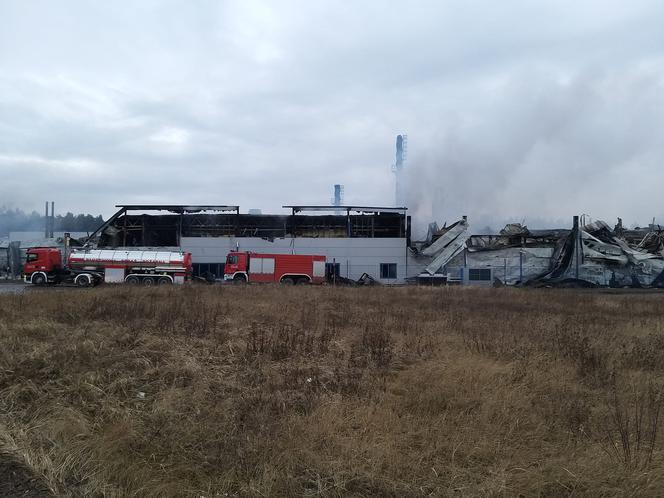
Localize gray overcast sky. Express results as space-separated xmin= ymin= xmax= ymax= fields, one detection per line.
xmin=1 ymin=0 xmax=664 ymax=230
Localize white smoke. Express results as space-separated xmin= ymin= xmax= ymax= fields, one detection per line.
xmin=406 ymin=65 xmax=664 ymax=234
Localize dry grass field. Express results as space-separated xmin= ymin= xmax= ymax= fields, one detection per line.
xmin=1 ymin=285 xmax=664 ymax=497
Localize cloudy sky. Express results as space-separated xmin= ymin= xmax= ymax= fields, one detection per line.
xmin=1 ymin=1 xmax=664 ymax=230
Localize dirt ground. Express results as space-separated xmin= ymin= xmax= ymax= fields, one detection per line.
xmin=0 ymin=453 xmax=53 ymax=497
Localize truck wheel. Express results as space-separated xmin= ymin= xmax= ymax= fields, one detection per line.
xmin=75 ymin=274 xmax=92 ymax=287
xmin=281 ymin=277 xmax=294 ymax=285
xmin=158 ymin=277 xmax=172 ymax=285
xmin=126 ymin=276 xmax=140 ymax=285
xmin=233 ymin=274 xmax=247 ymax=284
xmin=142 ymin=277 xmax=155 ymax=287
xmin=295 ymin=278 xmax=309 ymax=285
xmin=31 ymin=273 xmax=46 ymax=286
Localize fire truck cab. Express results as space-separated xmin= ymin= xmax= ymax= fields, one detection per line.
xmin=23 ymin=248 xmax=66 ymax=285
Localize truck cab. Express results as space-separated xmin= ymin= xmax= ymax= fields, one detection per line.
xmin=23 ymin=248 xmax=63 ymax=285
xmin=224 ymin=252 xmax=249 ymax=282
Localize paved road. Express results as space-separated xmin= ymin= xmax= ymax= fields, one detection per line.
xmin=0 ymin=282 xmax=28 ymax=294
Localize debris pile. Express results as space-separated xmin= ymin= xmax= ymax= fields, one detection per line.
xmin=415 ymin=216 xmax=664 ymax=288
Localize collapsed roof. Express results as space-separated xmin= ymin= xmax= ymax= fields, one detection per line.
xmin=417 ymin=216 xmax=664 ymax=288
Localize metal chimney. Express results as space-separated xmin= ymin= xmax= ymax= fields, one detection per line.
xmin=44 ymin=201 xmax=49 ymax=238
xmin=50 ymin=201 xmax=55 ymax=238
xmin=391 ymin=134 xmax=407 ymax=207
xmin=44 ymin=201 xmax=56 ymax=238
xmin=332 ymin=184 xmax=344 ymax=215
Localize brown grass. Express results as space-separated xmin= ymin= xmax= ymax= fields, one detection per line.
xmin=1 ymin=285 xmax=664 ymax=496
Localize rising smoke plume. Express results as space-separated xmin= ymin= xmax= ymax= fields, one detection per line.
xmin=405 ymin=65 xmax=664 ymax=234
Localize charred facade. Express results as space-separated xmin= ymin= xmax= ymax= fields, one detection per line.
xmin=98 ymin=212 xmax=408 ymax=247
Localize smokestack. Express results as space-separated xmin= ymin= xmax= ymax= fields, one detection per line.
xmin=392 ymin=134 xmax=407 ymax=207
xmin=332 ymin=184 xmax=344 ymax=215
xmin=333 ymin=183 xmax=344 ymax=206
xmin=45 ymin=201 xmax=55 ymax=238
xmin=45 ymin=201 xmax=49 ymax=238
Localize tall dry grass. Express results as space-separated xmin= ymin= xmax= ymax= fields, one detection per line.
xmin=1 ymin=285 xmax=664 ymax=496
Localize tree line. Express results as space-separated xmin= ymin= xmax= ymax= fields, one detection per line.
xmin=0 ymin=207 xmax=104 ymax=237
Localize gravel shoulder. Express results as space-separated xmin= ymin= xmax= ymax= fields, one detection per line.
xmin=0 ymin=282 xmax=28 ymax=294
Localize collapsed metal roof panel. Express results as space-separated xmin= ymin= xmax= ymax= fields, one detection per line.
xmin=421 ymin=219 xmax=468 ymax=257
xmin=424 ymin=232 xmax=470 ymax=275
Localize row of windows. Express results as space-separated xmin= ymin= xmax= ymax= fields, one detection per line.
xmin=327 ymin=263 xmax=397 ymax=279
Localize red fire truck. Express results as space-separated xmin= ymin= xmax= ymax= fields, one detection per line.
xmin=23 ymin=248 xmax=192 ymax=287
xmin=223 ymin=251 xmax=326 ymax=285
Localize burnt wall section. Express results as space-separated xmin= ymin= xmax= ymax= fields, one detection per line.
xmin=99 ymin=212 xmax=407 ymax=247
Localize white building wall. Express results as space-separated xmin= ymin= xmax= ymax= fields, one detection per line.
xmin=180 ymin=236 xmax=410 ymax=283
xmin=406 ymin=252 xmax=431 ymax=277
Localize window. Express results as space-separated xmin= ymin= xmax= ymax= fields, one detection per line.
xmin=468 ymin=268 xmax=491 ymax=281
xmin=325 ymin=262 xmax=340 ymax=278
xmin=380 ymin=263 xmax=397 ymax=279
xmin=227 ymin=255 xmax=238 ymax=264
xmin=27 ymin=253 xmax=39 ymax=262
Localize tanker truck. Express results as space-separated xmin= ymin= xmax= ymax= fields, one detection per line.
xmin=23 ymin=247 xmax=192 ymax=287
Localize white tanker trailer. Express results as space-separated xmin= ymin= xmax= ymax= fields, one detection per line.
xmin=23 ymin=247 xmax=193 ymax=286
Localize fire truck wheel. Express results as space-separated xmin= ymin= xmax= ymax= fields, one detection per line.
xmin=281 ymin=277 xmax=295 ymax=285
xmin=75 ymin=274 xmax=91 ymax=287
xmin=295 ymin=278 xmax=309 ymax=285
xmin=126 ymin=276 xmax=140 ymax=285
xmin=233 ymin=274 xmax=247 ymax=284
xmin=32 ymin=273 xmax=46 ymax=286
xmin=158 ymin=277 xmax=172 ymax=285
xmin=142 ymin=277 xmax=155 ymax=287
